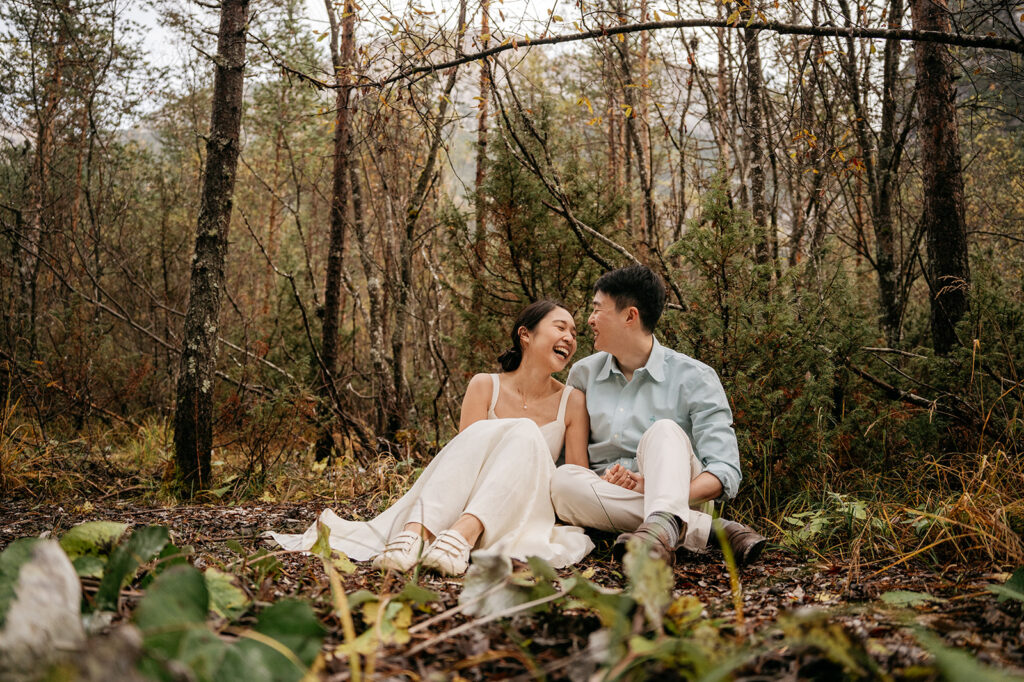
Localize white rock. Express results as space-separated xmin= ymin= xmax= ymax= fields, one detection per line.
xmin=0 ymin=540 xmax=86 ymax=681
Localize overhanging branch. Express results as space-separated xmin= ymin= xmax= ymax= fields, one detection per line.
xmin=374 ymin=18 xmax=1024 ymax=87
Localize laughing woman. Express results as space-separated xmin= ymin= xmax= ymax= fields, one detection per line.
xmin=270 ymin=300 xmax=594 ymax=575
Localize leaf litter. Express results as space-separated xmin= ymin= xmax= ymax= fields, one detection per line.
xmin=2 ymin=498 xmax=1022 ymax=680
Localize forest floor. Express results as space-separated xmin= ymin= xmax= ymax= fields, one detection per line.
xmin=2 ymin=498 xmax=1022 ymax=680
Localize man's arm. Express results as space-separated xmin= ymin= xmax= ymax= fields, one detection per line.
xmin=688 ymin=367 xmax=742 ymax=500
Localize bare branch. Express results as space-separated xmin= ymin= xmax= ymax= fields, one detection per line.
xmin=374 ymin=18 xmax=1024 ymax=87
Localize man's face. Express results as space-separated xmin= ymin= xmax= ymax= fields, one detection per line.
xmin=588 ymin=291 xmax=629 ymax=354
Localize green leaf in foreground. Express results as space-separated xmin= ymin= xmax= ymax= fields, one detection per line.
xmin=95 ymin=525 xmax=170 ymax=611
xmin=59 ymin=521 xmax=129 ymax=576
xmin=916 ymin=630 xmax=1023 ymax=682
xmin=133 ymin=563 xmax=322 ymax=682
xmin=987 ymin=567 xmax=1024 ymax=604
xmin=395 ymin=580 xmax=440 ymax=606
xmin=134 ymin=564 xmax=209 ymax=652
xmin=0 ymin=537 xmax=41 ymax=629
xmin=205 ymin=567 xmax=250 ymax=621
xmin=235 ymin=599 xmax=325 ymax=682
xmin=879 ymin=590 xmax=945 ymax=608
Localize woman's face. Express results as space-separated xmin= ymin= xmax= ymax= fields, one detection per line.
xmin=520 ymin=307 xmax=578 ymax=372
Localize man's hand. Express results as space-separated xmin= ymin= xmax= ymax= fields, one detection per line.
xmin=602 ymin=464 xmax=644 ymax=493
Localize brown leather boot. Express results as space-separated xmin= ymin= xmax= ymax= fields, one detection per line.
xmin=713 ymin=519 xmax=767 ymax=567
xmin=612 ymin=518 xmax=687 ymax=566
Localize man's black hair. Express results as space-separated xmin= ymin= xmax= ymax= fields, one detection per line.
xmin=594 ymin=264 xmax=666 ymax=333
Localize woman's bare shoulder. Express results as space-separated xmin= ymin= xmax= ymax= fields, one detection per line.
xmin=467 ymin=372 xmax=495 ymax=389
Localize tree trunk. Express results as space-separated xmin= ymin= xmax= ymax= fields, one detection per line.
xmin=743 ymin=24 xmax=771 ymax=269
xmin=388 ymin=0 xmax=465 ymax=437
xmin=470 ymin=0 xmax=490 ymax=311
xmin=911 ymin=0 xmax=970 ymax=354
xmin=837 ymin=0 xmax=906 ymax=344
xmin=349 ymin=163 xmax=389 ymax=434
xmin=173 ymin=0 xmax=249 ymax=495
xmin=314 ymin=0 xmax=357 ymax=460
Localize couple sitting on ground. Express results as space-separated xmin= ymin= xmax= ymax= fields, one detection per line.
xmin=272 ymin=264 xmax=766 ymax=575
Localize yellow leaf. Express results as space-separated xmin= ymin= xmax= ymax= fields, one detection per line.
xmin=479 ymin=32 xmax=490 ymax=41
xmin=617 ymin=33 xmax=624 ymax=42
xmin=552 ymin=14 xmax=562 ymax=21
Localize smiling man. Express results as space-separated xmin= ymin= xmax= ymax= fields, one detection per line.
xmin=551 ymin=264 xmax=766 ymax=566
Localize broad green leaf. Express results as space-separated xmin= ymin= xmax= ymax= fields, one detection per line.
xmin=234 ymin=599 xmax=325 ymax=682
xmin=95 ymin=525 xmax=170 ymax=611
xmin=879 ymin=590 xmax=945 ymax=608
xmin=205 ymin=567 xmax=250 ymax=621
xmin=987 ymin=567 xmax=1024 ymax=604
xmin=395 ymin=580 xmax=440 ymax=605
xmin=211 ymin=643 xmax=274 ymax=682
xmin=527 ymin=556 xmax=558 ymax=582
xmin=916 ymin=630 xmax=1021 ymax=682
xmin=253 ymin=599 xmax=324 ymax=666
xmin=0 ymin=537 xmax=41 ymax=629
xmin=133 ymin=564 xmax=225 ymax=681
xmin=71 ymin=554 xmax=106 ymax=579
xmin=59 ymin=521 xmax=128 ymax=561
xmin=134 ymin=564 xmax=209 ymax=628
xmin=347 ymin=589 xmax=379 ymax=609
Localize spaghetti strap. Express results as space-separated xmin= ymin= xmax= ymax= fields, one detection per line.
xmin=488 ymin=374 xmax=501 ymax=415
xmin=555 ymin=385 xmax=573 ymax=423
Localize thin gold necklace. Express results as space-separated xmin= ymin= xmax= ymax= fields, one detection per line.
xmin=512 ymin=380 xmax=544 ymax=410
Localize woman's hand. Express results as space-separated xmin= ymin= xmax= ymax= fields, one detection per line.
xmin=602 ymin=464 xmax=644 ymax=493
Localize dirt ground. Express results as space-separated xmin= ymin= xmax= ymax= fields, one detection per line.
xmin=2 ymin=499 xmax=1022 ymax=680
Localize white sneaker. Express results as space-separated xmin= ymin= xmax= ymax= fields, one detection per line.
xmin=421 ymin=529 xmax=473 ymax=576
xmin=371 ymin=530 xmax=426 ymax=572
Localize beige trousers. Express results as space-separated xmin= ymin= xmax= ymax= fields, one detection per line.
xmin=551 ymin=419 xmax=714 ymax=551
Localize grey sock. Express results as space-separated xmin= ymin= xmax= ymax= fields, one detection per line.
xmin=644 ymin=511 xmax=682 ymax=547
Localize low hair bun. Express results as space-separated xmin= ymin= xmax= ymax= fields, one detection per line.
xmin=497 ymin=346 xmax=522 ymax=372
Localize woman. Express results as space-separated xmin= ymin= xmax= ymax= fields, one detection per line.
xmin=271 ymin=300 xmax=593 ymax=575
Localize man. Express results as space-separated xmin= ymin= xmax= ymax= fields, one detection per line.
xmin=552 ymin=264 xmax=766 ymax=566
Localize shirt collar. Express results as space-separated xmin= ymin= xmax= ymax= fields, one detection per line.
xmin=595 ymin=337 xmax=667 ymax=383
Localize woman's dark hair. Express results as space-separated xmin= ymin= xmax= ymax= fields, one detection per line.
xmin=594 ymin=264 xmax=666 ymax=333
xmin=497 ymin=299 xmax=566 ymax=372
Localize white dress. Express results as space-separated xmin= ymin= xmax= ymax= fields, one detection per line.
xmin=269 ymin=375 xmax=594 ymax=567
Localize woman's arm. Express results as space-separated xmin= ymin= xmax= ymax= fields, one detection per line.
xmin=562 ymin=389 xmax=590 ymax=467
xmin=458 ymin=373 xmax=493 ymax=432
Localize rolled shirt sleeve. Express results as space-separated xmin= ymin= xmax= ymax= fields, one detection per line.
xmin=685 ymin=367 xmax=742 ymax=500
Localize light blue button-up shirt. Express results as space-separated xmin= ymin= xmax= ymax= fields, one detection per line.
xmin=567 ymin=337 xmax=742 ymax=500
